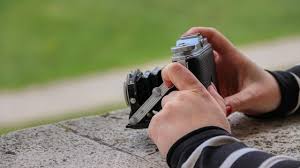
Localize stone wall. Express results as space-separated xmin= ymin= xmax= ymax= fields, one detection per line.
xmin=1 ymin=109 xmax=300 ymax=168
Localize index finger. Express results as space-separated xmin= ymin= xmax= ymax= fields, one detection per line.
xmin=183 ymin=27 xmax=236 ymax=55
xmin=162 ymin=63 xmax=205 ymax=91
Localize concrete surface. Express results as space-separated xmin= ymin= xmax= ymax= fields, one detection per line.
xmin=1 ymin=109 xmax=300 ymax=168
xmin=1 ymin=36 xmax=300 ymax=125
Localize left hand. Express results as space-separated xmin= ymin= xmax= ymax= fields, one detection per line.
xmin=148 ymin=63 xmax=230 ymax=157
xmin=183 ymin=27 xmax=281 ymax=116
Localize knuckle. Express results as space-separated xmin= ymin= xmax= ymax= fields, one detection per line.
xmin=177 ymin=92 xmax=185 ymax=100
xmin=150 ymin=113 xmax=161 ymax=124
xmin=148 ymin=114 xmax=160 ymax=134
xmin=197 ymin=88 xmax=210 ymax=98
xmin=161 ymin=96 xmax=167 ymax=105
xmin=161 ymin=67 xmax=167 ymax=79
xmin=207 ymin=27 xmax=218 ymax=33
xmin=161 ymin=65 xmax=168 ymax=75
xmin=161 ymin=92 xmax=176 ymax=106
xmin=177 ymin=92 xmax=188 ymax=101
xmin=186 ymin=76 xmax=199 ymax=86
xmin=231 ymin=96 xmax=241 ymax=107
xmin=163 ymin=101 xmax=177 ymax=113
xmin=203 ymin=90 xmax=212 ymax=98
xmin=189 ymin=27 xmax=199 ymax=31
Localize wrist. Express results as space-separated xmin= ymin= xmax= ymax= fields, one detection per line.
xmin=242 ymin=70 xmax=281 ymax=117
xmin=251 ymin=70 xmax=299 ymax=118
xmin=265 ymin=70 xmax=282 ymax=111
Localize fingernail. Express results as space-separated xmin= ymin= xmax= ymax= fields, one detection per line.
xmin=226 ymin=105 xmax=232 ymax=116
xmin=211 ymin=82 xmax=217 ymax=91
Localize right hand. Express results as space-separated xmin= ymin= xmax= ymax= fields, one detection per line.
xmin=183 ymin=27 xmax=281 ymax=116
xmin=148 ymin=63 xmax=230 ymax=157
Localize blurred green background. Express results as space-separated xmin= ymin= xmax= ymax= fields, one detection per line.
xmin=1 ymin=0 xmax=300 ymax=89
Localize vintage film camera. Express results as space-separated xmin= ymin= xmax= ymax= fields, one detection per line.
xmin=123 ymin=34 xmax=216 ymax=129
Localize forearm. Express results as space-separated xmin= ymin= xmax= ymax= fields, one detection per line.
xmin=167 ymin=126 xmax=300 ymax=168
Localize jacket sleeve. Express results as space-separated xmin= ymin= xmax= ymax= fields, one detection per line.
xmin=167 ymin=65 xmax=300 ymax=168
xmin=167 ymin=127 xmax=300 ymax=168
xmin=265 ymin=65 xmax=300 ymax=117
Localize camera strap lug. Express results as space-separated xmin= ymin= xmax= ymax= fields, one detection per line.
xmin=128 ymin=84 xmax=173 ymax=125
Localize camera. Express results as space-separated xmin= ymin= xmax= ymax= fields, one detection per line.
xmin=123 ymin=34 xmax=216 ymax=129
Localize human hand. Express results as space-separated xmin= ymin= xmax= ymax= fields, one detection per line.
xmin=183 ymin=27 xmax=281 ymax=116
xmin=148 ymin=63 xmax=230 ymax=157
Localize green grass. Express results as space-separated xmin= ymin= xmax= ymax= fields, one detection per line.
xmin=0 ymin=103 xmax=126 ymax=136
xmin=1 ymin=0 xmax=300 ymax=89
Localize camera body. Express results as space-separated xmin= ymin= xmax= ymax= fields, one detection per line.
xmin=123 ymin=34 xmax=216 ymax=129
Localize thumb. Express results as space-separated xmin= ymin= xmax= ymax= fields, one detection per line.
xmin=224 ymin=90 xmax=252 ymax=113
xmin=161 ymin=63 xmax=205 ymax=91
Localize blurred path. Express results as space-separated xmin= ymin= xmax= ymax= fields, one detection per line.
xmin=1 ymin=36 xmax=300 ymax=126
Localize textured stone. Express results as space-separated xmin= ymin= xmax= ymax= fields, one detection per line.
xmin=1 ymin=109 xmax=300 ymax=167
xmin=59 ymin=109 xmax=166 ymax=167
xmin=229 ymin=112 xmax=300 ymax=158
xmin=0 ymin=123 xmax=159 ymax=168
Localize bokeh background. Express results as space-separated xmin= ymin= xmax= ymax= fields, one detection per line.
xmin=1 ymin=0 xmax=300 ymax=134
xmin=2 ymin=0 xmax=300 ymax=89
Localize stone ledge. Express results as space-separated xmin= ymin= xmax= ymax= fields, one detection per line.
xmin=1 ymin=109 xmax=300 ymax=168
